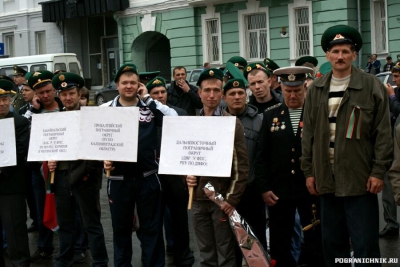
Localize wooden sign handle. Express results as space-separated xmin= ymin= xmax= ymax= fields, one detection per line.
xmin=188 ymin=186 xmax=194 ymax=210
xmin=50 ymin=171 xmax=55 ymax=184
xmin=106 ymin=170 xmax=110 ymax=178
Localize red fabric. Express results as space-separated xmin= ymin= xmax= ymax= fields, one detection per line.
xmin=42 ymin=162 xmax=59 ymax=231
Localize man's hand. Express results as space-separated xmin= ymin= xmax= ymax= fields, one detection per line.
xmin=48 ymin=160 xmax=57 ymax=172
xmin=385 ymin=83 xmax=395 ymax=97
xmin=261 ymin=191 xmax=279 ymax=206
xmin=32 ymin=95 xmax=41 ymax=109
xmin=178 ymin=79 xmax=190 ymax=93
xmin=221 ymin=202 xmax=235 ymax=217
xmin=103 ymin=161 xmax=115 ymax=171
xmin=366 ymin=176 xmax=383 ymax=194
xmin=306 ymin=176 xmax=319 ymax=195
xmin=138 ymin=82 xmax=149 ymax=98
xmin=186 ymin=175 xmax=197 ymax=187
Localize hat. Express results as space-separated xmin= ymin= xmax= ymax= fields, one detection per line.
xmin=22 ymin=72 xmax=33 ymax=86
xmin=316 ymin=62 xmax=332 ymax=77
xmin=196 ymin=68 xmax=223 ymax=86
xmin=139 ymin=71 xmax=160 ymax=84
xmin=321 ymin=25 xmax=362 ymax=52
xmin=0 ymin=80 xmax=16 ymax=97
xmin=54 ymin=69 xmax=66 ymax=75
xmin=28 ymin=70 xmax=55 ymax=90
xmin=13 ymin=65 xmax=27 ymax=76
xmin=295 ymin=56 xmax=318 ymax=67
xmin=146 ymin=76 xmax=166 ymax=92
xmin=263 ymin=58 xmax=280 ymax=72
xmin=227 ymin=56 xmax=247 ymax=69
xmin=114 ymin=63 xmax=138 ymax=82
xmin=273 ymin=66 xmax=313 ymax=86
xmin=224 ymin=62 xmax=249 ymax=85
xmin=0 ymin=75 xmax=15 ymax=84
xmin=244 ymin=63 xmax=271 ymax=79
xmin=52 ymin=72 xmax=84 ymax=91
xmin=223 ymin=78 xmax=246 ymax=94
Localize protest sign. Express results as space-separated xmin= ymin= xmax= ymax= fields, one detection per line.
xmin=158 ymin=116 xmax=236 ymax=177
xmin=0 ymin=118 xmax=16 ymax=167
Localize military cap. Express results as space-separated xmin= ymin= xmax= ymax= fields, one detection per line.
xmin=0 ymin=75 xmax=15 ymax=84
xmin=196 ymin=68 xmax=223 ymax=86
xmin=244 ymin=62 xmax=271 ymax=79
xmin=316 ymin=62 xmax=332 ymax=78
xmin=28 ymin=70 xmax=55 ymax=90
xmin=392 ymin=62 xmax=400 ymax=72
xmin=225 ymin=62 xmax=248 ymax=85
xmin=52 ymin=72 xmax=84 ymax=91
xmin=22 ymin=72 xmax=33 ymax=86
xmin=227 ymin=56 xmax=247 ymax=69
xmin=273 ymin=66 xmax=313 ymax=86
xmin=263 ymin=58 xmax=280 ymax=72
xmin=114 ymin=63 xmax=138 ymax=82
xmin=139 ymin=71 xmax=160 ymax=84
xmin=295 ymin=56 xmax=318 ymax=67
xmin=321 ymin=25 xmax=362 ymax=52
xmin=146 ymin=76 xmax=166 ymax=92
xmin=13 ymin=65 xmax=27 ymax=76
xmin=0 ymin=79 xmax=16 ymax=97
xmin=223 ymin=78 xmax=246 ymax=94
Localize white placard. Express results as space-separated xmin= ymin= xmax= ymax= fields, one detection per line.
xmin=159 ymin=116 xmax=236 ymax=177
xmin=78 ymin=106 xmax=139 ymax=162
xmin=0 ymin=118 xmax=16 ymax=167
xmin=27 ymin=111 xmax=80 ymax=161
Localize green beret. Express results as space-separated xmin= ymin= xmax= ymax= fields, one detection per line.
xmin=244 ymin=63 xmax=270 ymax=79
xmin=114 ymin=63 xmax=138 ymax=82
xmin=321 ymin=25 xmax=362 ymax=52
xmin=28 ymin=70 xmax=55 ymax=90
xmin=295 ymin=56 xmax=318 ymax=67
xmin=22 ymin=72 xmax=33 ymax=86
xmin=263 ymin=58 xmax=280 ymax=72
xmin=52 ymin=72 xmax=84 ymax=91
xmin=393 ymin=62 xmax=400 ymax=72
xmin=0 ymin=75 xmax=15 ymax=84
xmin=223 ymin=78 xmax=246 ymax=94
xmin=0 ymin=80 xmax=16 ymax=96
xmin=316 ymin=62 xmax=332 ymax=77
xmin=146 ymin=76 xmax=166 ymax=92
xmin=273 ymin=66 xmax=313 ymax=86
xmin=224 ymin=62 xmax=248 ymax=85
xmin=196 ymin=68 xmax=223 ymax=86
xmin=227 ymin=56 xmax=247 ymax=69
xmin=139 ymin=71 xmax=160 ymax=84
xmin=13 ymin=65 xmax=27 ymax=76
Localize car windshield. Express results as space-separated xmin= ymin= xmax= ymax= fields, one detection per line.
xmin=190 ymin=70 xmax=202 ymax=82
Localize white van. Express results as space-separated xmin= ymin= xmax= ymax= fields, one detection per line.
xmin=0 ymin=53 xmax=83 ymax=77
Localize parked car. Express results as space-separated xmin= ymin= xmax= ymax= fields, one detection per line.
xmin=187 ymin=69 xmax=203 ymax=87
xmin=94 ymin=82 xmax=118 ymax=106
xmin=376 ymin=71 xmax=396 ymax=88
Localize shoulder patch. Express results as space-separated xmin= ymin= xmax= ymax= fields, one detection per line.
xmin=264 ymin=102 xmax=282 ymax=112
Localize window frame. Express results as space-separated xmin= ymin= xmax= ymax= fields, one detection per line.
xmin=288 ymin=0 xmax=314 ymax=65
xmin=201 ymin=5 xmax=223 ymax=65
xmin=3 ymin=33 xmax=15 ymax=57
xmin=370 ymin=0 xmax=388 ymax=56
xmin=35 ymin=31 xmax=47 ymax=55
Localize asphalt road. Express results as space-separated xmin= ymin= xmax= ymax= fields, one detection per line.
xmin=3 ymin=175 xmax=400 ymax=267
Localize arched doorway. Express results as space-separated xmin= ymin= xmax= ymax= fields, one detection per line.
xmin=131 ymin=31 xmax=171 ymax=81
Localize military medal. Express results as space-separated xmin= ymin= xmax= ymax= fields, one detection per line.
xmin=281 ymin=122 xmax=286 ymax=130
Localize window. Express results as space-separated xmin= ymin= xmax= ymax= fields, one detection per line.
xmin=3 ymin=33 xmax=15 ymax=57
xmin=201 ymin=5 xmax=222 ymax=64
xmin=35 ymin=31 xmax=47 ymax=54
xmin=69 ymin=62 xmax=80 ymax=75
xmin=30 ymin=64 xmax=47 ymax=72
xmin=238 ymin=1 xmax=269 ymax=62
xmin=288 ymin=0 xmax=314 ymax=62
xmin=370 ymin=0 xmax=388 ymax=54
xmin=54 ymin=63 xmax=67 ymax=72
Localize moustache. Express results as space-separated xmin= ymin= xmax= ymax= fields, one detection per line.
xmin=337 ymin=60 xmax=345 ymax=63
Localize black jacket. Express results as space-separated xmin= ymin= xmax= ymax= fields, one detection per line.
xmin=167 ymin=81 xmax=203 ymax=115
xmin=0 ymin=112 xmax=30 ymax=194
xmin=254 ymin=103 xmax=308 ymax=200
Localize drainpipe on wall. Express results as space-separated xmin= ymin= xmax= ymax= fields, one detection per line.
xmin=114 ymin=13 xmax=124 ymax=65
xmin=357 ymin=0 xmax=362 ymax=68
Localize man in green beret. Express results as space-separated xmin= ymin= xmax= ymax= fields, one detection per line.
xmin=139 ymin=71 xmax=160 ymax=86
xmin=255 ymin=66 xmax=325 ymax=267
xmin=167 ymin=66 xmax=203 ymax=115
xmin=186 ymin=68 xmax=248 ymax=266
xmin=11 ymin=65 xmax=28 ymax=111
xmin=46 ymin=72 xmax=109 ymax=267
xmin=245 ymin=62 xmax=283 ymax=114
xmin=222 ymin=76 xmax=267 ymax=265
xmin=227 ymin=56 xmax=247 ymax=71
xmin=0 ymin=79 xmax=31 ymax=267
xmin=264 ymin=58 xmax=282 ymax=94
xmin=103 ymin=63 xmax=178 ymax=267
xmin=301 ymin=25 xmax=392 ymax=265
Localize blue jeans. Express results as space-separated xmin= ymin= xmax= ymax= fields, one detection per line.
xmin=108 ymin=174 xmax=165 ymax=267
xmin=320 ymin=193 xmax=381 ymax=267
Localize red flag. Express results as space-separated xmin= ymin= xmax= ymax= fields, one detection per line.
xmin=42 ymin=162 xmax=59 ymax=232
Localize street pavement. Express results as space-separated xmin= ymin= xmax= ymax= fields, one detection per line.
xmin=3 ymin=175 xmax=400 ymax=266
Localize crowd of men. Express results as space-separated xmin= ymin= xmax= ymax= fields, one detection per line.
xmin=1 ymin=24 xmax=400 ymax=267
